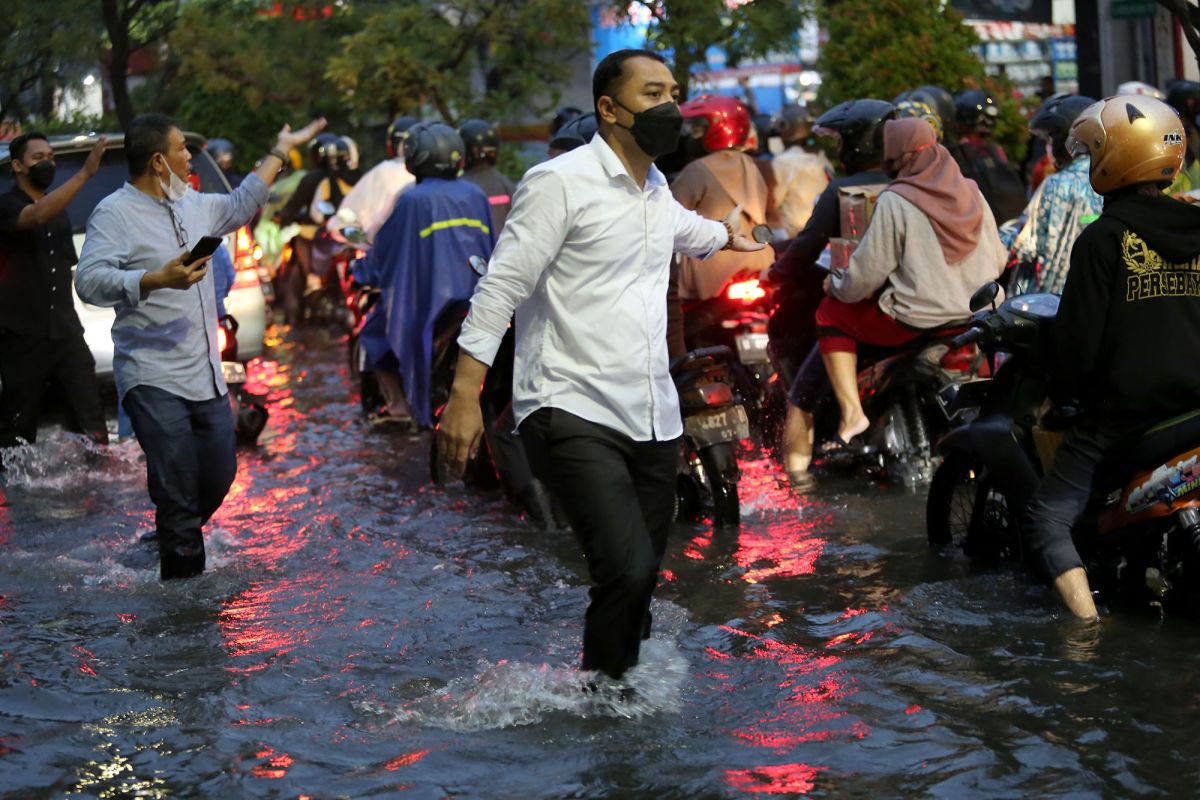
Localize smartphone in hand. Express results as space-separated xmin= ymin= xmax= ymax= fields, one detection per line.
xmin=186 ymin=235 xmax=223 ymax=265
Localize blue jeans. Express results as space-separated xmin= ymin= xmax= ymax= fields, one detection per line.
xmin=122 ymin=385 xmax=237 ymax=580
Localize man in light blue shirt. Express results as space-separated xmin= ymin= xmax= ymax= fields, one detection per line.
xmin=76 ymin=112 xmax=325 ymax=580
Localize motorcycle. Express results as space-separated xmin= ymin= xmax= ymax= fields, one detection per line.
xmin=927 ymin=282 xmax=1200 ymax=613
xmin=217 ymin=315 xmax=269 ymax=446
xmin=275 ymin=202 xmax=361 ymax=327
xmin=671 ymin=345 xmax=750 ymax=528
xmin=427 ymin=256 xmax=562 ymax=529
xmin=764 ymin=247 xmax=978 ymax=481
xmin=680 ymin=225 xmax=777 ymax=439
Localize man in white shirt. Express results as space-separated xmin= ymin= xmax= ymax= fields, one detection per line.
xmin=438 ymin=49 xmax=764 ymax=682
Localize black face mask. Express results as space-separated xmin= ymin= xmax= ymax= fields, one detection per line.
xmin=26 ymin=160 xmax=56 ymax=190
xmin=613 ymin=98 xmax=683 ymax=158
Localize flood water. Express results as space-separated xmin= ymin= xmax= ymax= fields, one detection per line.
xmin=3 ymin=326 xmax=1200 ymax=799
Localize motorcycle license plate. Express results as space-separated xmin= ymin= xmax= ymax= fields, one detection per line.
xmin=685 ymin=405 xmax=750 ymax=446
xmin=221 ymin=361 xmax=247 ymax=385
xmin=735 ymin=332 xmax=770 ymax=364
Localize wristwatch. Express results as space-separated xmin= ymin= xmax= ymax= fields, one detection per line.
xmin=268 ymin=147 xmax=289 ymax=166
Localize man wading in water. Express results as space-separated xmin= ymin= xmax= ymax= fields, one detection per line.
xmin=438 ymin=49 xmax=764 ymax=686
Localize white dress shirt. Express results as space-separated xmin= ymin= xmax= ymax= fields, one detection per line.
xmin=458 ymin=133 xmax=727 ymax=441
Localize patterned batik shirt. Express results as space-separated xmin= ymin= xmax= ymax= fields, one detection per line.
xmin=1011 ymin=155 xmax=1104 ymax=295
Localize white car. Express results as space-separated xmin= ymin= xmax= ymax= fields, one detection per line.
xmin=0 ymin=131 xmax=267 ymax=377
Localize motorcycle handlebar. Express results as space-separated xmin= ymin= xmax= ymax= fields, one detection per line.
xmin=950 ymin=328 xmax=982 ymax=348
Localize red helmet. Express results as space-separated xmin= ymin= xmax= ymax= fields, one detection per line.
xmin=679 ymin=94 xmax=751 ymax=152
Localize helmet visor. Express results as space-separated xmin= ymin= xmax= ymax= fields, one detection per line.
xmin=812 ymin=125 xmax=842 ymax=147
xmin=1063 ymin=131 xmax=1090 ymax=159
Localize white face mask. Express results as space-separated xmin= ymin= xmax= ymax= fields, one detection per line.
xmin=156 ymin=154 xmax=189 ymax=202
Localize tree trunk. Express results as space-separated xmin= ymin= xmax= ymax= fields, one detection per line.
xmin=100 ymin=0 xmax=135 ymax=129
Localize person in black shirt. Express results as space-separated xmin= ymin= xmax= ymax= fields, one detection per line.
xmin=458 ymin=119 xmax=516 ymax=235
xmin=0 ymin=132 xmax=109 ymax=449
xmin=760 ymin=99 xmax=894 ymax=480
xmin=1024 ymin=95 xmax=1200 ymax=618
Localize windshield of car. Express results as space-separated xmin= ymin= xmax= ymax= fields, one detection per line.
xmin=0 ymin=143 xmax=229 ymax=234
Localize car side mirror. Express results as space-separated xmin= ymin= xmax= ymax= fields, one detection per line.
xmin=969 ymin=281 xmax=1000 ymax=313
xmin=468 ymin=255 xmax=488 ymax=276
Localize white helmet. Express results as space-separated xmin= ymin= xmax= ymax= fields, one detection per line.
xmin=1115 ymin=81 xmax=1165 ymax=100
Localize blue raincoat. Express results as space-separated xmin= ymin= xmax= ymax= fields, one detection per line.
xmin=354 ymin=178 xmax=495 ymax=427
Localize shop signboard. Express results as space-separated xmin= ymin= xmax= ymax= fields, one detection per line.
xmin=952 ymin=0 xmax=1052 ymax=22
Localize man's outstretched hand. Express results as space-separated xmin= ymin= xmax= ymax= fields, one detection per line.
xmin=276 ymin=118 xmax=328 ymax=152
xmin=723 ymin=204 xmax=767 ymax=252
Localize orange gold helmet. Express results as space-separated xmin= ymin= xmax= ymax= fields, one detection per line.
xmin=1066 ymin=94 xmax=1186 ymax=194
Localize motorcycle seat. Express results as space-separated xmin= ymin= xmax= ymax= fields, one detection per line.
xmin=1132 ymin=409 xmax=1200 ymax=472
xmin=670 ymin=346 xmax=735 ymax=379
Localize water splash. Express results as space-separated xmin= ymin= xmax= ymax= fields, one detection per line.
xmin=359 ymin=638 xmax=689 ymax=731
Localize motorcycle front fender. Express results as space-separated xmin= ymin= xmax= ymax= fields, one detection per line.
xmin=937 ymin=414 xmax=1040 ymax=508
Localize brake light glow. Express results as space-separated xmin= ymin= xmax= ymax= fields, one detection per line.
xmin=232 ymin=225 xmax=260 ymax=289
xmin=726 ymin=278 xmax=765 ymax=304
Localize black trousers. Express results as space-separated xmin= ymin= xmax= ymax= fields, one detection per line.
xmin=1023 ymin=418 xmax=1148 ymax=581
xmin=520 ymin=407 xmax=678 ymax=680
xmin=0 ymin=331 xmax=108 ymax=447
xmin=123 ymin=385 xmax=237 ymax=580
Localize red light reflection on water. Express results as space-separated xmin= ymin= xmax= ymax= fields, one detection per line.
xmin=384 ymin=750 xmax=430 ymax=771
xmin=218 ymin=576 xmax=346 ymax=674
xmin=249 ymin=746 xmax=294 ymax=779
xmin=716 ymin=625 xmax=869 ymax=751
xmin=725 ymin=763 xmax=825 ymax=794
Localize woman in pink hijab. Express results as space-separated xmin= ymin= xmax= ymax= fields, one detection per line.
xmin=784 ymin=117 xmax=1006 ymax=478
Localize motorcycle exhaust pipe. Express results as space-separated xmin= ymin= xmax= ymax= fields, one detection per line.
xmin=1178 ymin=506 xmax=1200 ymax=554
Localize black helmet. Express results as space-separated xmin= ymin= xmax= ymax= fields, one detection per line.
xmin=1030 ymin=94 xmax=1096 ymax=166
xmin=206 ymin=137 xmax=234 ymax=168
xmin=773 ymin=104 xmax=815 ymax=144
xmin=458 ymin=118 xmax=500 ymax=168
xmin=549 ymin=112 xmax=598 ymax=153
xmin=1165 ymin=79 xmax=1200 ymax=123
xmin=310 ymin=132 xmax=344 ymax=169
xmin=403 ymin=121 xmax=465 ymax=180
xmin=955 ymin=89 xmax=1000 ymax=133
xmin=387 ymin=116 xmax=419 ymax=158
xmin=813 ymin=99 xmax=896 ymax=173
xmin=551 ymin=106 xmax=583 ymax=136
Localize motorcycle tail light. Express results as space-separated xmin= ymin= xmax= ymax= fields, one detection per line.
xmin=726 ymin=278 xmax=765 ymax=304
xmin=217 ymin=325 xmax=229 ymax=354
xmin=685 ymin=382 xmax=733 ymax=407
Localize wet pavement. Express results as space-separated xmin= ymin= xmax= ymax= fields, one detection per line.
xmin=3 ymin=324 xmax=1200 ymax=799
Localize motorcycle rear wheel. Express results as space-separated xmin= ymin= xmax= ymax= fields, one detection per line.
xmin=926 ymin=452 xmax=1020 ymax=560
xmin=699 ymin=442 xmax=740 ymax=528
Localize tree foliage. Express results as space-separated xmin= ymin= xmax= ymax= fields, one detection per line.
xmin=614 ymin=0 xmax=811 ymax=99
xmin=816 ymin=0 xmax=1026 ymax=159
xmin=0 ymin=0 xmax=101 ymax=123
xmin=99 ymin=0 xmax=183 ymax=129
xmin=325 ymin=0 xmax=591 ymax=124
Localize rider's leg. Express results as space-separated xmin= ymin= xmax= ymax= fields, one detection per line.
xmin=822 ymin=348 xmax=868 ymax=443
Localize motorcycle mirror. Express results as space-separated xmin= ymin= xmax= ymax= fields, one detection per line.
xmin=969 ymin=282 xmax=1000 ymax=313
xmin=751 ymin=224 xmax=773 ymax=244
xmin=315 ymin=200 xmax=337 ymax=217
xmin=342 ymin=227 xmax=367 ymax=245
xmin=468 ymin=255 xmax=488 ymax=276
